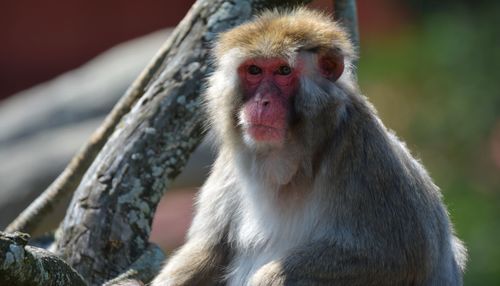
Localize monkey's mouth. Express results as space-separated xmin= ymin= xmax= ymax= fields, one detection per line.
xmin=246 ymin=124 xmax=286 ymax=143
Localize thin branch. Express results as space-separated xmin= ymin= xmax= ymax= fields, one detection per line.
xmin=4 ymin=31 xmax=175 ymax=235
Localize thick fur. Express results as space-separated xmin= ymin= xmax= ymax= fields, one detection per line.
xmin=152 ymin=8 xmax=466 ymax=286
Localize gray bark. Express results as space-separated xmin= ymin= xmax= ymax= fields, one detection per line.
xmin=102 ymin=243 xmax=165 ymax=286
xmin=54 ymin=0 xmax=312 ymax=284
xmin=0 ymin=231 xmax=87 ymax=286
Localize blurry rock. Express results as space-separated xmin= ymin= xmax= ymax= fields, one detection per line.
xmin=0 ymin=28 xmax=214 ymax=232
xmin=0 ymin=29 xmax=172 ymax=146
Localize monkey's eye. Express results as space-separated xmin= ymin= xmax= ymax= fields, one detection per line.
xmin=277 ymin=65 xmax=292 ymax=75
xmin=247 ymin=65 xmax=262 ymax=75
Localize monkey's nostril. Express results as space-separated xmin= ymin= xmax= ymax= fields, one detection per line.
xmin=256 ymin=97 xmax=271 ymax=107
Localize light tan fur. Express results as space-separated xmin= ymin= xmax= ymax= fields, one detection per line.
xmin=215 ymin=8 xmax=355 ymax=61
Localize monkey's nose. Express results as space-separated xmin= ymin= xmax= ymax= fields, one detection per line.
xmin=254 ymin=94 xmax=271 ymax=108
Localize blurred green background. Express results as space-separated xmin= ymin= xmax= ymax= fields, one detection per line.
xmin=358 ymin=1 xmax=500 ymax=284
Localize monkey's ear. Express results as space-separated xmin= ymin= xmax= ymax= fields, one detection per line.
xmin=318 ymin=53 xmax=344 ymax=82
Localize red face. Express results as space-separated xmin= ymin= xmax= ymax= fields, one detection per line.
xmin=237 ymin=55 xmax=344 ymax=145
xmin=238 ymin=58 xmax=298 ymax=144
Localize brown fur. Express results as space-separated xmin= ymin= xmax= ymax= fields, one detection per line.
xmin=215 ymin=8 xmax=356 ymax=61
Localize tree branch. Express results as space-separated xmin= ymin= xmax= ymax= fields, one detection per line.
xmin=0 ymin=231 xmax=87 ymax=285
xmin=54 ymin=0 xmax=312 ymax=284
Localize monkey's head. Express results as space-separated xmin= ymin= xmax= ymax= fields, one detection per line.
xmin=206 ymin=8 xmax=356 ymax=153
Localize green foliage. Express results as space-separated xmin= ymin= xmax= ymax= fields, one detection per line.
xmin=358 ymin=2 xmax=500 ymax=284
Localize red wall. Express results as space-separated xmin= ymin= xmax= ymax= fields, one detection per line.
xmin=0 ymin=0 xmax=195 ymax=99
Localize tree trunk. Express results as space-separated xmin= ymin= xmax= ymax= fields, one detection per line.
xmin=54 ymin=0 xmax=312 ymax=284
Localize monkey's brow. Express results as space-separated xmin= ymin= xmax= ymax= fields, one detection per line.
xmin=306 ymin=46 xmax=321 ymax=53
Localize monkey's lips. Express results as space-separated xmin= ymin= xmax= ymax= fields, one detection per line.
xmin=246 ymin=124 xmax=286 ymax=143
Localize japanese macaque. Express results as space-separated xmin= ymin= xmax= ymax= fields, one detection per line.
xmin=152 ymin=8 xmax=466 ymax=286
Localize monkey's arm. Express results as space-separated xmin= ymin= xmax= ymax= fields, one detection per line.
xmin=151 ymin=154 xmax=237 ymax=286
xmin=250 ymin=240 xmax=411 ymax=286
xmin=151 ymin=238 xmax=229 ymax=286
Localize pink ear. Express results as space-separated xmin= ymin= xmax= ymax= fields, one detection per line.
xmin=319 ymin=54 xmax=344 ymax=82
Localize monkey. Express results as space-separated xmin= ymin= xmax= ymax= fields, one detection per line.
xmin=151 ymin=8 xmax=467 ymax=286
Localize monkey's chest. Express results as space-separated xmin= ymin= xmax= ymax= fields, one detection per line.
xmin=225 ymin=247 xmax=283 ymax=286
xmin=226 ymin=234 xmax=293 ymax=286
xmin=225 ymin=200 xmax=318 ymax=286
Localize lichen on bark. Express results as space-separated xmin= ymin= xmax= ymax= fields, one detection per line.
xmin=0 ymin=231 xmax=87 ymax=286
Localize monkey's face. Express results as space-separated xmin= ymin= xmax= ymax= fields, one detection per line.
xmin=235 ymin=53 xmax=344 ymax=150
xmin=236 ymin=57 xmax=298 ymax=147
xmin=206 ymin=8 xmax=355 ymax=153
